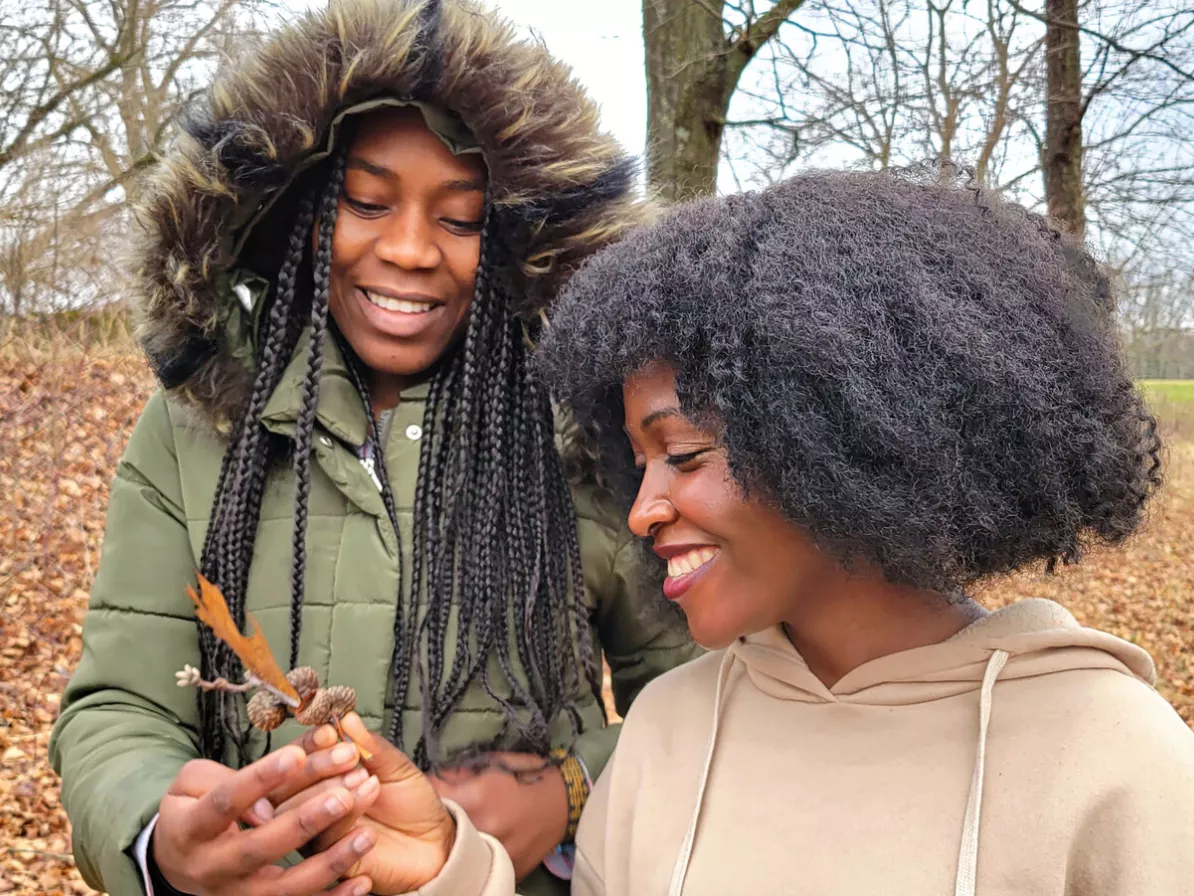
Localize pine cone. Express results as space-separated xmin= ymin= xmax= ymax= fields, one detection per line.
xmin=247 ymin=690 xmax=288 ymax=731
xmin=287 ymin=666 xmax=320 ymax=699
xmin=294 ymin=685 xmax=357 ymax=726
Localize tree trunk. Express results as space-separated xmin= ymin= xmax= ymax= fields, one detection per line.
xmin=643 ymin=0 xmax=807 ymax=202
xmin=1044 ymin=0 xmax=1084 ymax=238
xmin=643 ymin=0 xmax=731 ymax=202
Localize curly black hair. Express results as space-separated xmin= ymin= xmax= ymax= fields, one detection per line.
xmin=536 ymin=167 xmax=1163 ymax=594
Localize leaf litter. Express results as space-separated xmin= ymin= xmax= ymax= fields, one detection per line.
xmin=2 ymin=355 xmax=1190 ymax=895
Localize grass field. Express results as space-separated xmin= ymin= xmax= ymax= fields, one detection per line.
xmin=1140 ymin=380 xmax=1194 ymax=440
xmin=1142 ymin=379 xmax=1194 ymax=403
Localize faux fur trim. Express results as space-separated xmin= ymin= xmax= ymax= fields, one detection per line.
xmin=131 ymin=0 xmax=645 ymax=424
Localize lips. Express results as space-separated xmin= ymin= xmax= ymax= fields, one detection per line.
xmin=362 ymin=290 xmax=438 ymax=314
xmin=354 ymin=287 xmax=447 ymax=338
xmin=655 ymin=544 xmax=720 ymax=602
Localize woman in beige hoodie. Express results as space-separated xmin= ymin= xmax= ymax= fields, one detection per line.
xmin=273 ymin=168 xmax=1194 ymax=895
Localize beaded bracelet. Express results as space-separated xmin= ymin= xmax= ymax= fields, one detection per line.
xmin=550 ymin=749 xmax=590 ymax=842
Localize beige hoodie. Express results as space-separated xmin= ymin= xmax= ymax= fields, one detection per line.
xmin=417 ymin=599 xmax=1194 ymax=895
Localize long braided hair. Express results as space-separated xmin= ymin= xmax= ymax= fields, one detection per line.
xmin=196 ymin=139 xmax=605 ymax=767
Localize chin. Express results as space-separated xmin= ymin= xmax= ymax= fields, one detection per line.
xmin=683 ymin=613 xmax=749 ymax=651
xmin=356 ymin=342 xmax=447 ymax=378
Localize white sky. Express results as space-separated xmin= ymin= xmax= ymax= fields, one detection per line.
xmin=284 ymin=0 xmax=649 ymax=160
xmin=487 ymin=0 xmax=648 ymax=157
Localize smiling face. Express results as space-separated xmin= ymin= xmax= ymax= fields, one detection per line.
xmin=326 ymin=107 xmax=486 ymax=403
xmin=623 ymin=363 xmax=839 ymax=649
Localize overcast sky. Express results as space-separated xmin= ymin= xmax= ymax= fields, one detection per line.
xmin=487 ymin=0 xmax=648 ymax=157
xmin=285 ymin=1 xmax=650 ymax=159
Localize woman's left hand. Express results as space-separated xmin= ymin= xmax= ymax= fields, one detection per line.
xmin=277 ymin=725 xmax=569 ymax=884
xmin=265 ymin=714 xmax=457 ymax=895
xmin=428 ymin=752 xmax=569 ymax=881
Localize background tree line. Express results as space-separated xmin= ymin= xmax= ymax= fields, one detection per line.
xmin=644 ymin=0 xmax=1194 ymax=378
xmin=1 ymin=0 xmax=1191 ymax=378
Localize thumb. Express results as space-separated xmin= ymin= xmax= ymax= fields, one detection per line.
xmin=341 ymin=713 xmax=424 ymax=785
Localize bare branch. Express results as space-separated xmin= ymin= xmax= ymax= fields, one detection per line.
xmin=1005 ymin=0 xmax=1194 ymax=83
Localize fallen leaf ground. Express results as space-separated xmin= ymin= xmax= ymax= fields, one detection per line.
xmin=2 ymin=354 xmax=1191 ymax=895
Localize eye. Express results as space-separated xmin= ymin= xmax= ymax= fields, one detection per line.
xmin=665 ymin=448 xmax=713 ymax=470
xmin=442 ymin=217 xmax=484 ymax=234
xmin=345 ymin=196 xmax=388 ymax=215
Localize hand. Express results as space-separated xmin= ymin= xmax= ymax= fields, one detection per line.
xmin=152 ymin=744 xmax=377 ymax=896
xmin=284 ymin=714 xmax=457 ymax=895
xmin=429 ymin=752 xmax=568 ymax=882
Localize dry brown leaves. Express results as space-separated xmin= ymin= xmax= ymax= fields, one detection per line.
xmin=1 ymin=355 xmax=154 ymax=895
xmin=0 ymin=354 xmax=1190 ymax=895
xmin=978 ymin=439 xmax=1194 ymax=725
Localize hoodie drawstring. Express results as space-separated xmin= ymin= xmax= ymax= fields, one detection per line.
xmin=953 ymin=648 xmax=1009 ymax=896
xmin=668 ymin=644 xmax=1009 ymax=896
xmin=667 ymin=648 xmax=736 ymax=896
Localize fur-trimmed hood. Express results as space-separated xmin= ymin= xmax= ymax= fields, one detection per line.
xmin=131 ymin=0 xmax=643 ymax=424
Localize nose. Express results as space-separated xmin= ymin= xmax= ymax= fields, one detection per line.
xmin=627 ymin=465 xmax=677 ymax=538
xmin=374 ymin=207 xmax=442 ymax=271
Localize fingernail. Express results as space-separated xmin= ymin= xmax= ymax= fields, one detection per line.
xmin=332 ymin=743 xmax=357 ymax=764
xmin=253 ymin=797 xmax=274 ymax=822
xmin=344 ymin=767 xmax=369 ymax=789
xmin=325 ymin=791 xmax=350 ymax=814
xmin=354 ymin=880 xmax=372 ymax=896
xmin=356 ymin=775 xmax=378 ymax=799
xmin=314 ymin=726 xmax=337 ymax=749
xmin=353 ymin=829 xmax=376 ymax=854
xmin=276 ymin=748 xmax=300 ymax=775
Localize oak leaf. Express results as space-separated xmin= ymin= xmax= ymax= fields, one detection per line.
xmin=185 ymin=574 xmax=300 ymax=705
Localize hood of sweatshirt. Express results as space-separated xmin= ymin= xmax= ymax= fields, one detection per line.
xmin=666 ymin=599 xmax=1156 ymax=896
xmin=129 ymin=0 xmax=643 ymax=428
xmin=733 ymin=597 xmax=1154 ymax=706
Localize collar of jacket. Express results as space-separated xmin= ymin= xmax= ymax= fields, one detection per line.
xmin=259 ymin=326 xmax=432 ymax=449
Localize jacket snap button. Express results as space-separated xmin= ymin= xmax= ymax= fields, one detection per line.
xmin=405 ymin=424 xmax=423 ymax=441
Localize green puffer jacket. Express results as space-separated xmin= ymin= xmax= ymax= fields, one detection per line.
xmin=51 ymin=330 xmax=695 ymax=896
xmin=48 ymin=2 xmax=699 ymax=893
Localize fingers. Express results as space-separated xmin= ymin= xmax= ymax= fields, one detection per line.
xmin=164 ymin=760 xmax=273 ymax=845
xmin=271 ymin=765 xmax=376 ymax=823
xmin=211 ymin=785 xmax=363 ymax=878
xmin=266 ymin=740 xmax=360 ymax=808
xmin=173 ymin=748 xmax=305 ymax=841
xmin=244 ymin=825 xmax=377 ymax=896
xmin=168 ymin=759 xmax=237 ymax=797
xmin=326 ymin=873 xmax=376 ymax=896
xmin=297 ymin=722 xmax=340 ymax=756
xmin=309 ymin=773 xmax=382 ymax=853
xmin=342 ymin=713 xmax=422 ymax=784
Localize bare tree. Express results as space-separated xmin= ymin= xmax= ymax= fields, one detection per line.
xmin=723 ymin=1 xmax=1043 ymax=192
xmin=1044 ymin=0 xmax=1084 ymax=236
xmin=715 ymin=0 xmax=1193 ymax=366
xmin=0 ymin=0 xmax=270 ymax=316
xmin=643 ymin=0 xmax=808 ymax=201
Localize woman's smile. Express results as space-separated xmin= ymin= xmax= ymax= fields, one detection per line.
xmin=354 ymin=286 xmax=449 ymax=338
xmin=655 ymin=543 xmax=721 ymax=601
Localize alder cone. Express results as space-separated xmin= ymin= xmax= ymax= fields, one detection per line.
xmin=247 ymin=690 xmax=288 ymax=731
xmin=287 ymin=666 xmax=320 ymax=698
xmin=294 ymin=685 xmax=356 ymax=726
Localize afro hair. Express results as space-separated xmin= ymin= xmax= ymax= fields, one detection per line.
xmin=536 ymin=167 xmax=1163 ymax=593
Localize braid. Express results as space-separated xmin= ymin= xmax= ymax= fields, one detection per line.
xmin=196 ymin=189 xmax=318 ymax=761
xmin=288 ymin=148 xmax=347 ymax=668
xmin=395 ymin=218 xmax=604 ymax=772
xmin=336 ymin=341 xmax=414 ymax=751
xmin=195 ymin=162 xmax=602 ymax=771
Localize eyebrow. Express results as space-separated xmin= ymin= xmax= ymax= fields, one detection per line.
xmin=640 ymin=407 xmax=684 ymax=430
xmin=346 ymin=156 xmax=485 ymax=192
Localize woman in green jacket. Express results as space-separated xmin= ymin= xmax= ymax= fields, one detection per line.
xmin=48 ymin=2 xmax=698 ymax=894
